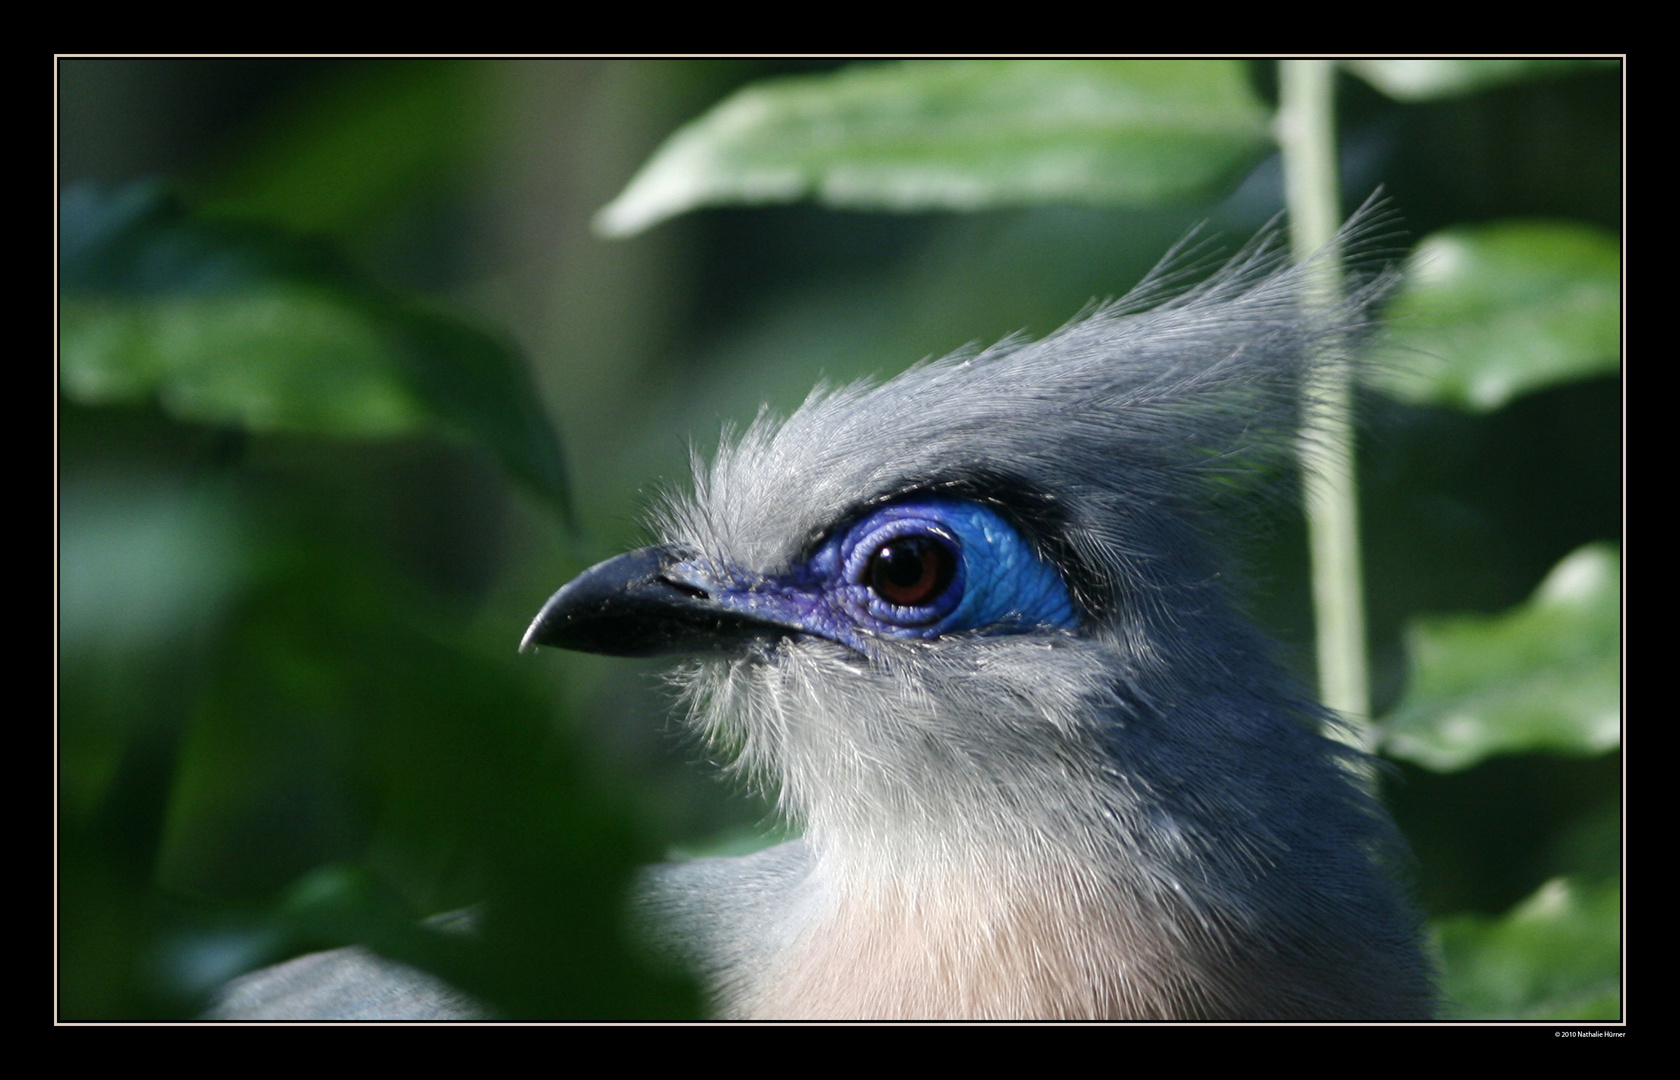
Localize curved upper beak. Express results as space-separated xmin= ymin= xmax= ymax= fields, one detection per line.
xmin=520 ymin=545 xmax=797 ymax=658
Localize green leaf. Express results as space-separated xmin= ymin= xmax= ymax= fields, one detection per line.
xmin=1435 ymin=877 xmax=1620 ymax=1020
xmin=596 ymin=59 xmax=1272 ymax=237
xmin=60 ymin=288 xmax=425 ymax=436
xmin=59 ymin=182 xmax=572 ymax=519
xmin=1382 ymin=544 xmax=1621 ymax=772
xmin=1344 ymin=58 xmax=1619 ymax=102
xmin=1373 ymin=221 xmax=1621 ymax=411
xmin=383 ymin=305 xmax=573 ymax=521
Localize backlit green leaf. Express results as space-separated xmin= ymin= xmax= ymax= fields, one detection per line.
xmin=1435 ymin=877 xmax=1620 ymax=1020
xmin=1344 ymin=58 xmax=1619 ymax=102
xmin=1374 ymin=221 xmax=1620 ymax=411
xmin=1382 ymin=544 xmax=1621 ymax=772
xmin=59 ymin=182 xmax=571 ymax=518
xmin=596 ymin=59 xmax=1271 ymax=237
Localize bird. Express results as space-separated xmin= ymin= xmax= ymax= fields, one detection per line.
xmin=518 ymin=219 xmax=1436 ymax=1021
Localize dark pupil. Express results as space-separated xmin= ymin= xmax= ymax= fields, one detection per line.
xmin=867 ymin=536 xmax=955 ymax=607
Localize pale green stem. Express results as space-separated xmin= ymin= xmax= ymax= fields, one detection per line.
xmin=1277 ymin=59 xmax=1372 ymax=751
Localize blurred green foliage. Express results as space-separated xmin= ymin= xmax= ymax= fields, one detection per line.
xmin=59 ymin=181 xmax=572 ymax=516
xmin=1436 ymin=876 xmax=1621 ymax=1020
xmin=1342 ymin=58 xmax=1619 ymax=103
xmin=595 ymin=59 xmax=1271 ymax=235
xmin=58 ymin=58 xmax=1620 ymax=1021
xmin=1374 ymin=220 xmax=1621 ymax=411
xmin=1383 ymin=543 xmax=1620 ymax=772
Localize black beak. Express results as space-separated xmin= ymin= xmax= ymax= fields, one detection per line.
xmin=521 ymin=545 xmax=794 ymax=658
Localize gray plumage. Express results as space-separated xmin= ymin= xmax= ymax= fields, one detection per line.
xmin=204 ymin=943 xmax=489 ymax=1022
xmin=528 ymin=220 xmax=1433 ymax=1020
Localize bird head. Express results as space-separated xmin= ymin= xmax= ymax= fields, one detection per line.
xmin=521 ymin=222 xmax=1433 ymax=1019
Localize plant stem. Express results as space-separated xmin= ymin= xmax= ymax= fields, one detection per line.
xmin=1277 ymin=59 xmax=1372 ymax=750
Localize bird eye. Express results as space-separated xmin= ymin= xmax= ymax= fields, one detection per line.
xmin=834 ymin=499 xmax=1072 ymax=639
xmin=865 ymin=534 xmax=957 ymax=608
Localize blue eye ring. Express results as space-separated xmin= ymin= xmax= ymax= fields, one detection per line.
xmin=841 ymin=514 xmax=965 ymax=627
xmin=816 ymin=497 xmax=1076 ymax=642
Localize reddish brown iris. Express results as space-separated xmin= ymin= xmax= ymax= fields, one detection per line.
xmin=866 ymin=535 xmax=957 ymax=607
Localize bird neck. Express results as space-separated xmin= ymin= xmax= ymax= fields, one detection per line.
xmin=734 ymin=835 xmax=1207 ymax=1020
